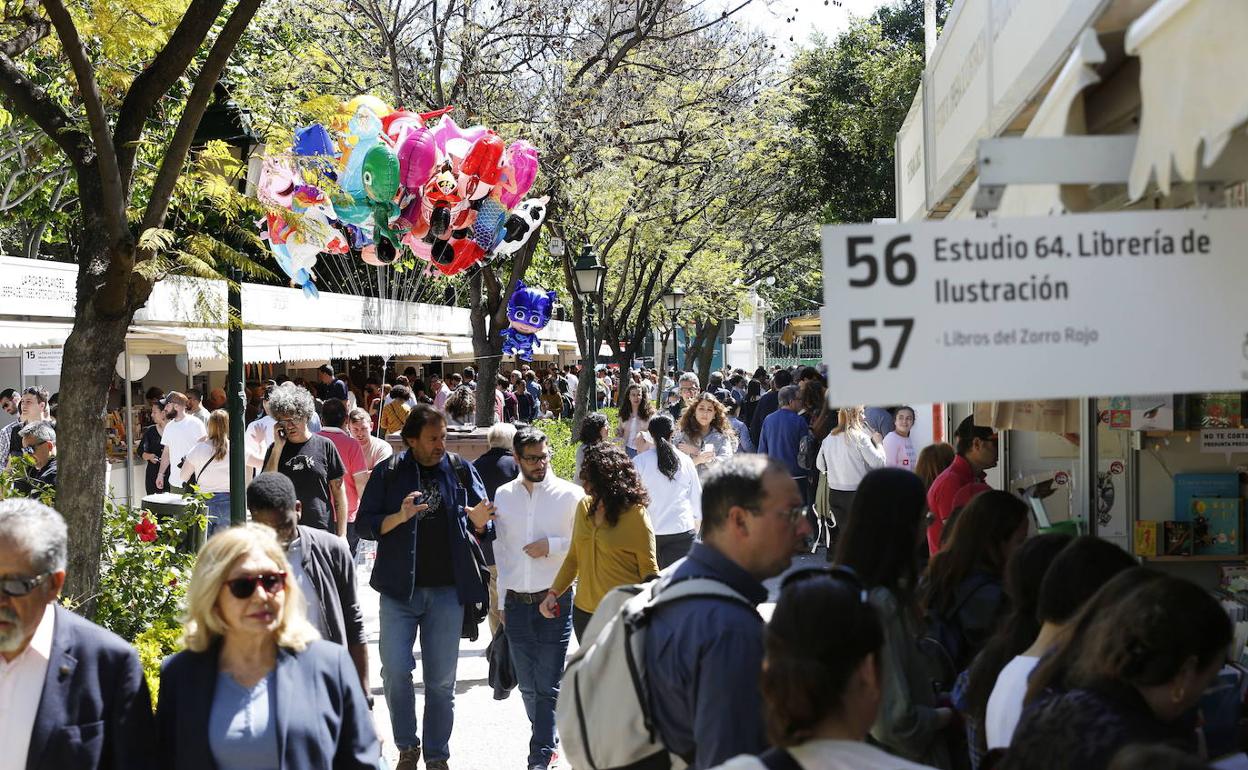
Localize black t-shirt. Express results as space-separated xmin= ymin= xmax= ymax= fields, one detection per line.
xmin=264 ymin=435 xmax=345 ymax=531
xmin=319 ymin=379 xmax=349 ymax=401
xmin=139 ymin=425 xmax=166 ymax=494
xmin=414 ymin=462 xmax=455 ymax=587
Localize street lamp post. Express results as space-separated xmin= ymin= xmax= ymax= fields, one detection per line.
xmin=660 ymin=287 xmax=686 ymax=409
xmin=573 ymin=245 xmax=607 ymax=412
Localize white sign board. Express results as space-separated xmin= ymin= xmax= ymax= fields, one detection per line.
xmin=0 ymin=256 xmax=77 ymax=317
xmin=21 ymin=348 xmax=62 ymax=378
xmin=1202 ymin=430 xmax=1248 ymax=455
xmin=821 ymin=209 xmax=1248 ymax=405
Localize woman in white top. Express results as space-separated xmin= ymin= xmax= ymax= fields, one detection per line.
xmin=615 ymin=383 xmax=655 ymax=458
xmin=633 ymin=414 xmax=701 ymax=569
xmin=709 ymin=567 xmax=935 ymax=770
xmin=180 ymin=409 xmax=233 ymax=537
xmin=675 ymin=393 xmax=736 ymax=471
xmin=815 ymin=406 xmax=885 ymax=532
xmin=882 ymin=406 xmax=918 ymax=471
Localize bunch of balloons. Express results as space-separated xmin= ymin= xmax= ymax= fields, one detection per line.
xmin=257 ymin=95 xmax=545 ymax=296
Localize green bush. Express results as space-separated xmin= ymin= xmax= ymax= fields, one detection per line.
xmin=534 ymin=408 xmax=619 ymax=483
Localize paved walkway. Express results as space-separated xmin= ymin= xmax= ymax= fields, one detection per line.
xmin=355 ymin=549 xmax=826 ymax=768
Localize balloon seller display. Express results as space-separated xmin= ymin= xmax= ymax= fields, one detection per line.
xmin=257 ymin=99 xmax=544 ymax=295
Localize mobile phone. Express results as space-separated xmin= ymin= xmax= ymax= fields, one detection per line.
xmin=277 ymin=427 xmax=287 ymax=440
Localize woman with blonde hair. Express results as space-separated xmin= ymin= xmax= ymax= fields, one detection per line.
xmin=675 ymin=392 xmax=737 ymax=470
xmin=156 ymin=524 xmax=380 ymax=769
xmin=180 ymin=409 xmax=232 ymax=536
xmin=816 ymin=406 xmax=886 ymax=536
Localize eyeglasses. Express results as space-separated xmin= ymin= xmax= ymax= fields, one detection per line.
xmin=225 ymin=572 xmax=287 ymax=599
xmin=779 ymin=564 xmax=869 ymax=604
xmin=520 ymin=452 xmax=551 ymax=464
xmin=0 ymin=572 xmax=51 ymax=598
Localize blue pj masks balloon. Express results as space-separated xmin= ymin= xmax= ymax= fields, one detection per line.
xmin=501 ymin=279 xmax=556 ymax=361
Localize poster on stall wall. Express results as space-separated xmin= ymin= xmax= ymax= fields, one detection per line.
xmin=1097 ymin=459 xmax=1129 ymax=538
xmin=1129 ymin=395 xmax=1173 ymax=431
xmin=973 ymin=400 xmax=1080 ymax=433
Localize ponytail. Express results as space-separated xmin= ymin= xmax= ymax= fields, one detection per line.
xmin=649 ymin=414 xmax=679 ymax=481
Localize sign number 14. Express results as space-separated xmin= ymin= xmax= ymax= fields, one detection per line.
xmin=845 ymin=235 xmax=917 ymax=371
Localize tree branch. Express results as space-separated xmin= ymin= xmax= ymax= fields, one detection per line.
xmin=0 ymin=0 xmax=49 ymax=57
xmin=0 ymin=52 xmax=90 ymax=164
xmin=41 ymin=0 xmax=127 ymax=243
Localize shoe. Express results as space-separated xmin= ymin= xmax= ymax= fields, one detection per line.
xmin=395 ymin=747 xmax=420 ymax=770
xmin=426 ymin=761 xmax=450 ymax=770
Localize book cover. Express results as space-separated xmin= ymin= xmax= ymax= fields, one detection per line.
xmin=1134 ymin=521 xmax=1159 ymax=558
xmin=1191 ymin=497 xmax=1242 ymax=555
xmin=1163 ymin=521 xmax=1193 ymax=556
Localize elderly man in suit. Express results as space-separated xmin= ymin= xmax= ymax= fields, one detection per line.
xmin=0 ymin=498 xmax=155 ymax=770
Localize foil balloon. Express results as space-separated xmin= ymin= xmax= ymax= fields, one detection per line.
xmin=402 ymin=231 xmax=433 ymax=262
xmin=381 ymin=110 xmax=422 ymax=142
xmin=346 ymin=94 xmax=392 ymax=119
xmin=492 ymin=196 xmax=549 ymax=258
xmin=293 ymin=124 xmax=336 ymax=158
xmin=472 ymin=197 xmax=508 ymax=254
xmin=431 ymin=116 xmax=491 ymax=161
xmin=500 ymin=279 xmax=557 ymax=360
xmin=397 ymin=125 xmax=438 ymax=192
xmin=257 ymin=157 xmax=298 ymax=208
xmin=429 ymin=238 xmax=486 ymax=276
xmin=498 ymin=140 xmax=538 ymax=210
xmin=456 ymin=132 xmax=505 ymax=200
xmin=339 ymin=105 xmax=384 ymax=201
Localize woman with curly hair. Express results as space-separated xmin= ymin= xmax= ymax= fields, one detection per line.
xmin=444 ymin=386 xmax=475 ymax=427
xmin=542 ymin=442 xmax=658 ymax=641
xmin=675 ymin=392 xmax=736 ymax=470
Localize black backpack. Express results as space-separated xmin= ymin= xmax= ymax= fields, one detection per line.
xmin=919 ymin=573 xmax=996 ymax=690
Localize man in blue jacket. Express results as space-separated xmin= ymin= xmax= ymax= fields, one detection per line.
xmin=644 ymin=456 xmax=812 ymax=768
xmin=0 ymin=498 xmax=156 ymax=770
xmin=757 ymin=384 xmax=813 ymax=501
xmin=356 ymin=404 xmax=497 ymax=770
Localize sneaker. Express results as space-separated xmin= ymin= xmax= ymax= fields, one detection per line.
xmin=395 ymin=747 xmax=420 ymax=770
xmin=426 ymin=761 xmax=450 ymax=770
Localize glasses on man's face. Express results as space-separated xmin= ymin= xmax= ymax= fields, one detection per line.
xmin=520 ymin=452 xmax=551 ymax=465
xmin=779 ymin=564 xmax=869 ymax=603
xmin=226 ymin=572 xmax=287 ymax=600
xmin=0 ymin=572 xmax=50 ymax=598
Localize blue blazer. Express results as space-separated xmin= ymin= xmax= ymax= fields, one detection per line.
xmin=155 ymin=639 xmax=380 ymax=770
xmin=26 ymin=604 xmax=156 ymax=770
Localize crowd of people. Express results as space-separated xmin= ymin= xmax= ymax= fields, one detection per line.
xmin=0 ymin=362 xmax=1241 ymax=770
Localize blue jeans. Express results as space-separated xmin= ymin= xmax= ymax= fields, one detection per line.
xmin=205 ymin=492 xmax=231 ymax=537
xmin=506 ymin=592 xmax=572 ymax=768
xmin=378 ymin=587 xmax=463 ymax=759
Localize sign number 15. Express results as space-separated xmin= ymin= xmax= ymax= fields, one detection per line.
xmin=849 ymin=319 xmax=913 ymax=371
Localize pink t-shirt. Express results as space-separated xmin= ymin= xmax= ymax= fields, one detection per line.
xmin=317 ymin=428 xmax=367 ymax=521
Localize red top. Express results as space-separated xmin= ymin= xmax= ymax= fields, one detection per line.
xmin=926 ymin=454 xmax=987 ymax=554
xmin=318 ymin=428 xmax=368 ymax=521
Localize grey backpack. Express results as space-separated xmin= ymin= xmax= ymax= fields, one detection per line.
xmin=555 ymin=577 xmax=757 ymax=770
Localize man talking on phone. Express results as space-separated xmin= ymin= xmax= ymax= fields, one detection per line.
xmin=262 ymin=385 xmax=349 ymax=537
xmin=356 ymin=404 xmax=496 ymax=770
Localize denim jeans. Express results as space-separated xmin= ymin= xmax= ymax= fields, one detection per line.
xmin=506 ymin=592 xmax=572 ymax=768
xmin=378 ymin=587 xmax=463 ymax=760
xmin=205 ymin=492 xmax=231 ymax=538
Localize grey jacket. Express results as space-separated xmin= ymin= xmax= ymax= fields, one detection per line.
xmin=296 ymin=525 xmax=367 ymax=647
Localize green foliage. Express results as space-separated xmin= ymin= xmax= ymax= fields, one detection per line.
xmin=534 ymin=408 xmax=618 ymax=482
xmin=0 ymin=453 xmax=57 ymax=506
xmin=134 ymin=618 xmax=183 ymax=707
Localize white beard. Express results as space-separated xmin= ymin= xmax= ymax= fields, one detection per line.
xmin=0 ymin=607 xmax=27 ymax=654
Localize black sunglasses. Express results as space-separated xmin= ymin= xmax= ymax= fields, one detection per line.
xmin=779 ymin=564 xmax=869 ymax=604
xmin=0 ymin=572 xmax=51 ymax=598
xmin=226 ymin=572 xmax=287 ymax=599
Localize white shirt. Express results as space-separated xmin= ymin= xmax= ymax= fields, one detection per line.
xmin=245 ymin=415 xmax=276 ymax=470
xmin=882 ymin=432 xmax=917 ymax=470
xmin=492 ymin=473 xmax=585 ymax=610
xmin=712 ymin=738 xmax=937 ymax=770
xmin=287 ymin=535 xmax=327 ymax=637
xmin=433 ymin=385 xmax=451 ymax=413
xmin=985 ymin=655 xmax=1040 ymax=750
xmin=0 ymin=602 xmax=55 ymax=770
xmin=360 ymin=435 xmax=393 ymax=470
xmin=189 ymin=405 xmax=211 ymax=424
xmin=162 ymin=415 xmax=207 ymax=488
xmin=621 ymin=415 xmax=647 ymax=451
xmin=816 ymin=429 xmax=886 ymax=492
xmin=565 ymin=373 xmax=578 ymax=394
xmin=633 ymin=448 xmax=702 ymax=535
xmin=180 ymin=441 xmax=231 ymax=493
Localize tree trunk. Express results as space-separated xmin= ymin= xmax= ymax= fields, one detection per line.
xmin=695 ymin=320 xmax=722 ymax=387
xmin=468 ymin=269 xmax=502 ymax=427
xmin=58 ymin=267 xmax=134 ymax=613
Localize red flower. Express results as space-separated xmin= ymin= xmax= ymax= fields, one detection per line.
xmin=134 ymin=515 xmax=158 ymax=543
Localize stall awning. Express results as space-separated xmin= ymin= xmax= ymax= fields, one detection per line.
xmin=0 ymin=322 xmax=73 ymax=350
xmin=780 ymin=315 xmax=821 ymax=346
xmin=332 ymin=332 xmax=446 ymax=359
xmin=133 ymin=326 xmax=447 ymax=364
xmin=1126 ymin=0 xmax=1248 ymax=199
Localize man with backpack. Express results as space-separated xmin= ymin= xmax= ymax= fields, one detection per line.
xmin=356 ymin=404 xmax=497 ymax=770
xmin=557 ymin=455 xmax=812 ymax=770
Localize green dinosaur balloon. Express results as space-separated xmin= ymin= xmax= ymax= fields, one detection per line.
xmin=361 ymin=143 xmax=400 ymax=204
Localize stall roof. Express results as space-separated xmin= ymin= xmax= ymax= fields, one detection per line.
xmin=0 ymin=322 xmax=73 ymax=350
xmin=134 ymin=326 xmax=447 ymax=365
xmin=780 ymin=315 xmax=821 ymax=346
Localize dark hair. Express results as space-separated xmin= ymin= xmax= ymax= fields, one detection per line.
xmin=496 ymin=374 xmax=508 ymax=388
xmin=762 ymin=573 xmax=884 ymax=747
xmin=1038 ymin=537 xmax=1139 ymax=624
xmin=0 ymin=388 xmax=15 ymax=401
xmin=321 ymin=398 xmax=348 ymax=428
xmin=144 ymin=386 xmax=164 ymax=401
xmin=580 ymin=443 xmax=649 ymax=528
xmin=895 ymin=405 xmax=916 ymax=421
xmin=1069 ymin=574 xmax=1231 ymax=692
xmin=799 ymin=366 xmax=820 ymax=382
xmin=922 ymin=490 xmax=1029 ymax=616
xmin=400 ymin=404 xmax=446 ymax=441
xmin=411 ymin=379 xmax=427 ymax=396
xmin=463 ymin=366 xmax=475 ymax=379
xmin=1107 ymin=743 xmax=1212 ymax=770
xmin=954 ymin=415 xmax=996 ymax=455
xmin=318 ymin=364 xmax=335 ymax=377
xmin=915 ymin=442 xmax=955 ymax=490
xmin=395 ymin=375 xmax=411 ymax=387
xmin=701 ymin=455 xmax=786 ymax=535
xmin=514 ymin=426 xmax=547 ymax=456
xmin=834 ymin=468 xmax=926 ymax=605
xmin=618 ymin=384 xmax=655 ymax=423
xmin=389 ymin=384 xmax=412 ymax=402
xmin=1025 ymin=568 xmax=1163 ymax=704
xmin=578 ymin=412 xmax=609 ymax=446
xmin=246 ymin=472 xmax=298 ymax=514
xmin=648 ymin=414 xmax=680 ymax=481
xmin=961 ymin=533 xmax=1073 ymax=751
xmin=772 ymin=369 xmax=793 ymax=389
xmin=187 ymin=387 xmax=203 ymax=400
xmin=746 ymin=380 xmax=763 ymax=400
xmin=21 ymin=385 xmax=49 ymax=404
